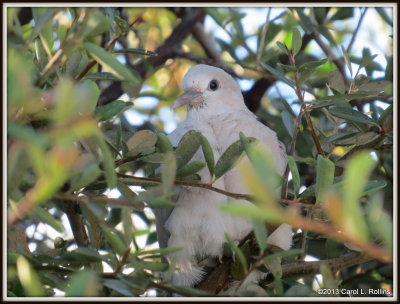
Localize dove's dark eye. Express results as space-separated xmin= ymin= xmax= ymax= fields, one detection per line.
xmin=208 ymin=79 xmax=219 ymax=91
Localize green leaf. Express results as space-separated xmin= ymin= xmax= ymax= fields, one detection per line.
xmin=65 ymin=270 xmax=99 ymax=296
xmin=314 ymin=93 xmax=368 ymax=103
xmin=263 ymin=248 xmax=303 ymax=261
xmin=329 ymin=107 xmax=379 ymax=127
xmin=225 ymin=233 xmax=247 ymax=274
xmin=262 ymin=63 xmax=295 ymax=89
xmin=114 ymin=48 xmax=158 ymax=56
xmin=176 ymin=161 xmax=206 ymax=178
xmin=83 ymin=42 xmax=140 ymax=83
xmin=252 ymin=220 xmax=268 ymax=253
xmin=126 ymin=130 xmax=157 ymax=157
xmin=95 ymin=134 xmax=117 ymax=189
xmin=16 ymin=255 xmax=44 ymax=296
xmin=31 ymin=207 xmax=64 ymax=233
xmin=95 ymin=100 xmax=133 ymax=122
xmin=324 ymin=131 xmax=359 ymax=143
xmin=215 ymin=137 xmax=256 ymax=179
xmin=335 ymin=131 xmax=380 ymax=146
xmin=66 ymin=51 xmax=83 ymax=77
xmin=69 ymin=162 xmax=102 ymax=192
xmin=277 ymin=63 xmax=298 ymax=72
xmin=200 ymin=134 xmax=215 ymax=178
xmin=287 ymin=156 xmax=300 ymax=197
xmin=328 ymin=70 xmax=346 ymax=94
xmin=175 ymin=130 xmax=202 ymax=169
xmin=103 ymin=279 xmax=134 ymax=296
xmin=281 ymin=110 xmax=294 ymax=137
xmin=377 ymin=104 xmax=393 ymax=126
xmin=291 ymin=27 xmax=302 ymax=56
xmin=276 ymin=41 xmax=289 ymax=54
xmin=320 ymin=263 xmax=338 ymax=289
xmin=330 ymin=7 xmax=353 ymax=20
xmin=161 ymin=152 xmax=177 ymax=192
xmin=313 ymin=7 xmax=328 ymax=24
xmin=117 ymin=180 xmax=137 ymax=201
xmin=220 ymin=201 xmax=282 ymax=223
xmin=315 ymin=155 xmax=335 ymax=204
xmin=156 ymin=133 xmax=173 ymax=153
xmin=85 ymin=72 xmax=121 ymax=81
xmin=101 ymin=226 xmax=127 ymax=256
xmin=366 ymin=193 xmax=392 ymax=251
xmin=342 ymin=151 xmax=376 ymax=241
xmin=298 ymin=58 xmax=328 ymax=71
xmin=293 ymin=8 xmax=313 ymax=33
xmin=31 ymin=8 xmax=55 ymax=56
xmin=146 ymin=197 xmax=175 ymax=208
xmin=81 ymin=9 xmax=111 ymax=38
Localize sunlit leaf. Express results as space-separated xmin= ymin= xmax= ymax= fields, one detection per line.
xmin=16 ymin=255 xmax=44 ymax=296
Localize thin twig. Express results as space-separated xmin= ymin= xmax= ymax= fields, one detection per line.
xmin=346 ymin=8 xmax=368 ymax=54
xmin=256 ymin=8 xmax=272 ymax=68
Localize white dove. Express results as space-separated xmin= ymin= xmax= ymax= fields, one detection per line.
xmin=153 ymin=64 xmax=292 ymax=288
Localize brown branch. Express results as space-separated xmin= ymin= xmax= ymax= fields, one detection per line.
xmin=53 ymin=193 xmax=145 ymax=209
xmin=62 ymin=200 xmax=89 ymax=247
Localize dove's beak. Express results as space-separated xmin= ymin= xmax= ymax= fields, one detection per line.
xmin=172 ymin=91 xmax=203 ymax=109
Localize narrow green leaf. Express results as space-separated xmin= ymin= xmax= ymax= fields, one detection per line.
xmin=252 ymin=220 xmax=268 ymax=253
xmin=85 ymin=72 xmax=121 ymax=81
xmin=176 ymin=161 xmax=206 ymax=178
xmin=114 ymin=48 xmax=158 ymax=56
xmin=294 ymin=8 xmax=314 ymax=33
xmin=215 ymin=137 xmax=255 ymax=179
xmin=95 ymin=100 xmax=133 ymax=122
xmin=200 ymin=134 xmax=215 ymax=178
xmin=314 ymin=93 xmax=368 ymax=102
xmin=320 ymin=263 xmax=338 ymax=289
xmin=117 ymin=180 xmax=137 ymax=201
xmin=16 ymin=256 xmax=44 ymax=296
xmin=263 ymin=248 xmax=303 ymax=261
xmin=31 ymin=207 xmax=64 ymax=233
xmin=225 ymin=233 xmax=247 ymax=273
xmin=276 ymin=41 xmax=289 ymax=55
xmin=329 ymin=107 xmax=380 ymax=127
xmin=65 ymin=270 xmax=99 ymax=296
xmin=261 ymin=62 xmax=295 ymax=88
xmin=282 ymin=110 xmax=294 ymax=137
xmin=103 ymin=279 xmax=134 ymax=296
xmin=287 ymin=156 xmax=300 ymax=197
xmin=328 ymin=70 xmax=346 ymax=94
xmin=277 ymin=63 xmax=298 ymax=72
xmin=220 ymin=201 xmax=283 ymax=223
xmin=101 ymin=226 xmax=127 ymax=256
xmin=324 ymin=131 xmax=359 ymax=143
xmin=377 ymin=104 xmax=393 ymax=126
xmin=69 ymin=162 xmax=102 ymax=192
xmin=291 ymin=27 xmax=302 ymax=56
xmin=315 ymin=155 xmax=335 ymax=204
xmin=330 ymin=7 xmax=354 ymax=20
xmin=156 ymin=133 xmax=173 ymax=153
xmin=342 ymin=151 xmax=376 ymax=241
xmin=83 ymin=42 xmax=140 ymax=83
xmin=31 ymin=8 xmax=56 ymax=55
xmin=126 ymin=130 xmax=157 ymax=157
xmin=161 ymin=152 xmax=177 ymax=192
xmin=66 ymin=51 xmax=83 ymax=77
xmin=146 ymin=197 xmax=175 ymax=209
xmin=175 ymin=130 xmax=202 ymax=169
xmin=95 ymin=134 xmax=117 ymax=189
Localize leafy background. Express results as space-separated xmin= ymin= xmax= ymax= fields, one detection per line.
xmin=6 ymin=6 xmax=394 ymax=297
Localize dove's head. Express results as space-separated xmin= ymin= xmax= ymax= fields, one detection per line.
xmin=172 ymin=64 xmax=245 ymax=114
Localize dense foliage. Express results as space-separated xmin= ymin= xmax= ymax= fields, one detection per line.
xmin=6 ymin=7 xmax=393 ymax=297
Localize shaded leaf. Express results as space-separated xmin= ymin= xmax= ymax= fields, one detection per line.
xmin=31 ymin=207 xmax=64 ymax=233
xmin=156 ymin=133 xmax=173 ymax=153
xmin=101 ymin=226 xmax=127 ymax=256
xmin=95 ymin=100 xmax=133 ymax=122
xmin=261 ymin=62 xmax=295 ymax=88
xmin=315 ymin=155 xmax=335 ymax=204
xmin=291 ymin=27 xmax=302 ymax=56
xmin=329 ymin=107 xmax=379 ymax=127
xmin=328 ymin=70 xmax=346 ymax=94
xmin=85 ymin=72 xmax=121 ymax=81
xmin=83 ymin=42 xmax=140 ymax=83
xmin=126 ymin=130 xmax=157 ymax=157
xmin=200 ymin=134 xmax=215 ymax=178
xmin=225 ymin=233 xmax=247 ymax=274
xmin=215 ymin=137 xmax=256 ymax=179
xmin=65 ymin=270 xmax=99 ymax=296
xmin=287 ymin=156 xmax=300 ymax=197
xmin=252 ymin=220 xmax=268 ymax=253
xmin=175 ymin=130 xmax=202 ymax=169
xmin=161 ymin=152 xmax=176 ymax=192
xmin=114 ymin=48 xmax=157 ymax=56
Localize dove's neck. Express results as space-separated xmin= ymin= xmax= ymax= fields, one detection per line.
xmin=186 ymin=102 xmax=247 ymax=122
